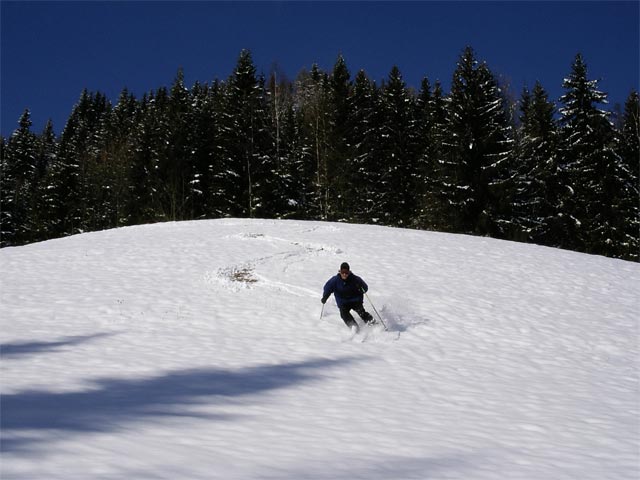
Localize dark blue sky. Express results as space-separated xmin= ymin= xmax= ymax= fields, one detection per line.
xmin=2 ymin=1 xmax=638 ymax=138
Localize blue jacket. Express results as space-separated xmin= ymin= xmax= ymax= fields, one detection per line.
xmin=322 ymin=272 xmax=368 ymax=307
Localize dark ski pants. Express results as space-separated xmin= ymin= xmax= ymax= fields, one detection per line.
xmin=339 ymin=302 xmax=373 ymax=328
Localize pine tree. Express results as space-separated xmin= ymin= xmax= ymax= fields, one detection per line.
xmin=189 ymin=80 xmax=216 ymax=219
xmin=98 ymin=88 xmax=139 ymax=229
xmin=558 ymin=53 xmax=630 ymax=257
xmin=0 ymin=136 xmax=6 ymax=244
xmin=49 ymin=90 xmax=111 ymax=236
xmin=326 ymin=55 xmax=353 ymax=220
xmin=615 ymin=90 xmax=640 ymax=260
xmin=1 ymin=110 xmax=38 ymax=246
xmin=199 ymin=79 xmax=228 ymax=218
xmin=251 ymin=73 xmax=280 ymax=218
xmin=285 ymin=76 xmax=319 ymax=220
xmin=31 ymin=119 xmax=58 ymax=242
xmin=263 ymin=70 xmax=300 ymax=218
xmin=415 ymin=78 xmax=447 ymax=230
xmin=512 ymin=82 xmax=562 ymax=246
xmin=218 ymin=50 xmax=269 ymax=218
xmin=84 ymin=92 xmax=112 ymax=233
xmin=296 ymin=64 xmax=331 ymax=219
xmin=439 ymin=47 xmax=515 ymax=236
xmin=282 ymin=100 xmax=312 ymax=218
xmin=128 ymin=90 xmax=167 ymax=224
xmin=347 ymin=69 xmax=382 ymax=223
xmin=153 ymin=68 xmax=195 ymax=221
xmin=377 ymin=65 xmax=418 ymax=226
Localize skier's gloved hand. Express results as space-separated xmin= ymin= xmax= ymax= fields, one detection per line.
xmin=321 ymin=296 xmax=328 ymax=304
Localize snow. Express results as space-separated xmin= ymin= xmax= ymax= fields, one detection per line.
xmin=1 ymin=218 xmax=638 ymax=480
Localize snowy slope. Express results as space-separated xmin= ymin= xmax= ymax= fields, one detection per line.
xmin=1 ymin=218 xmax=638 ymax=480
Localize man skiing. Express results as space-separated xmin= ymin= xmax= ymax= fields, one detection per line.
xmin=322 ymin=262 xmax=374 ymax=330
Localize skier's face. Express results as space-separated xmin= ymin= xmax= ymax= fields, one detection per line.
xmin=340 ymin=269 xmax=350 ymax=279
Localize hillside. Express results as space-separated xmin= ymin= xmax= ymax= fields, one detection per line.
xmin=1 ymin=219 xmax=638 ymax=479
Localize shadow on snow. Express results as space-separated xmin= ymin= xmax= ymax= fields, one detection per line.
xmin=1 ymin=357 xmax=360 ymax=453
xmin=1 ymin=333 xmax=115 ymax=359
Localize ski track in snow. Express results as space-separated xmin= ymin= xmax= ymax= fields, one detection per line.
xmin=1 ymin=218 xmax=638 ymax=480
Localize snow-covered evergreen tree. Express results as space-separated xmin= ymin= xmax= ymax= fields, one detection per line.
xmin=218 ymin=50 xmax=270 ymax=218
xmin=558 ymin=53 xmax=632 ymax=257
xmin=512 ymin=82 xmax=562 ymax=245
xmin=99 ymin=88 xmax=139 ymax=229
xmin=0 ymin=110 xmax=38 ymax=246
xmin=296 ymin=64 xmax=331 ymax=219
xmin=288 ymin=84 xmax=318 ymax=220
xmin=615 ymin=90 xmax=639 ymax=260
xmin=415 ymin=78 xmax=447 ymax=230
xmin=0 ymin=136 xmax=6 ymax=245
xmin=326 ymin=55 xmax=353 ymax=221
xmin=439 ymin=47 xmax=515 ymax=236
xmin=189 ymin=80 xmax=219 ymax=219
xmin=347 ymin=69 xmax=382 ymax=223
xmin=32 ymin=119 xmax=59 ymax=242
xmin=263 ymin=71 xmax=300 ymax=218
xmin=377 ymin=65 xmax=418 ymax=226
xmin=48 ymin=90 xmax=111 ymax=237
xmin=157 ymin=68 xmax=195 ymax=221
xmin=128 ymin=89 xmax=168 ymax=225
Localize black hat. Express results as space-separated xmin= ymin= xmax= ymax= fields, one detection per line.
xmin=340 ymin=262 xmax=350 ymax=271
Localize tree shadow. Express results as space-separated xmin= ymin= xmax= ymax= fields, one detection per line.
xmin=1 ymin=333 xmax=115 ymax=359
xmin=1 ymin=357 xmax=360 ymax=453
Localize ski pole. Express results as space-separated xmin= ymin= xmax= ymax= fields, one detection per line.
xmin=320 ymin=303 xmax=325 ymax=321
xmin=363 ymin=290 xmax=388 ymax=330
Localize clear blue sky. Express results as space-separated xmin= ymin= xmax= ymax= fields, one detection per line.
xmin=2 ymin=1 xmax=638 ymax=138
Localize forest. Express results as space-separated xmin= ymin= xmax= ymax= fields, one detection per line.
xmin=1 ymin=47 xmax=638 ymax=260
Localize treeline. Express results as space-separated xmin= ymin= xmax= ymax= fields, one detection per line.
xmin=1 ymin=48 xmax=638 ymax=260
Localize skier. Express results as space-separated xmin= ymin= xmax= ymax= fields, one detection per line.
xmin=322 ymin=262 xmax=374 ymax=330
